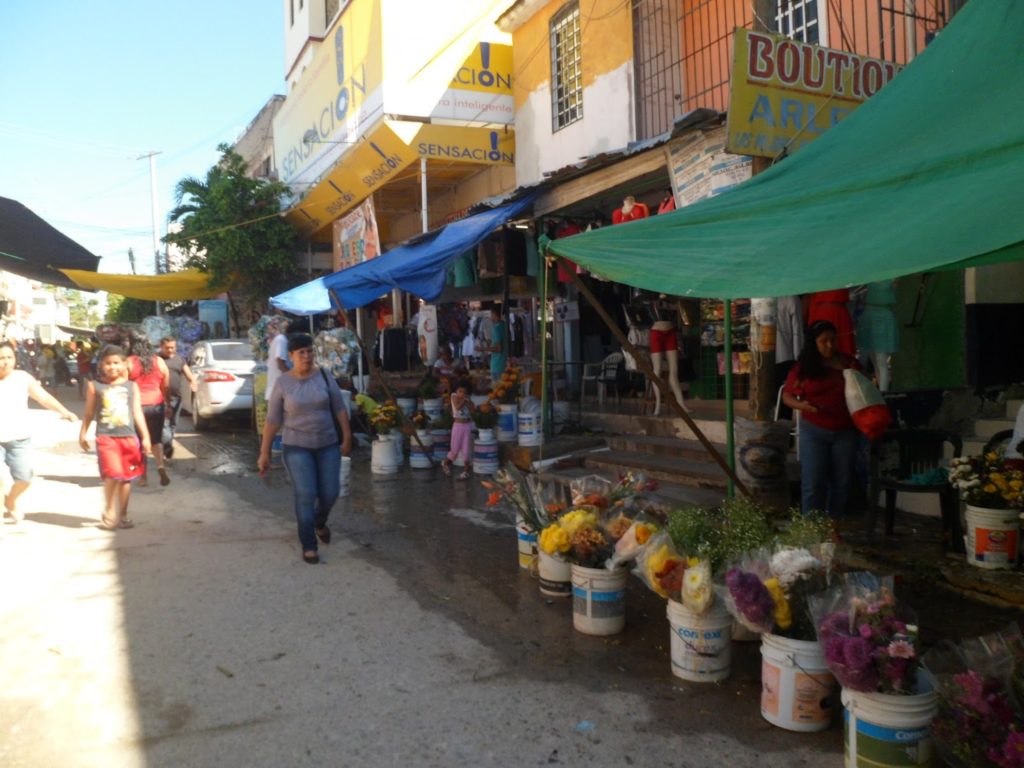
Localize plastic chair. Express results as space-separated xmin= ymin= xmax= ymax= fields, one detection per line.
xmin=581 ymin=352 xmax=623 ymax=406
xmin=868 ymin=429 xmax=964 ymax=553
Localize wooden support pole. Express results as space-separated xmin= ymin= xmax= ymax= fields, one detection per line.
xmin=328 ymin=288 xmax=434 ymax=465
xmin=555 ymin=258 xmax=750 ymax=498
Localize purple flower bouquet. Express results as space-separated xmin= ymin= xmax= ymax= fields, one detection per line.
xmin=811 ymin=573 xmax=921 ymax=694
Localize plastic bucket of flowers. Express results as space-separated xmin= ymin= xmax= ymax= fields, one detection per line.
xmin=922 ymin=623 xmax=1024 ymax=768
xmin=811 ymin=573 xmax=935 ymax=767
xmin=472 ymin=405 xmax=499 ymax=475
xmin=949 ymin=452 xmax=1023 ymax=570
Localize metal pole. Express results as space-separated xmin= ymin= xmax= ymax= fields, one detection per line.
xmin=724 ymin=299 xmax=735 ymax=499
xmin=139 ymin=150 xmax=163 ymax=314
xmin=540 ymin=251 xmax=550 ymax=438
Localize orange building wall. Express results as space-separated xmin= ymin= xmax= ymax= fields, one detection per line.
xmin=680 ymin=0 xmax=940 ymax=114
xmin=512 ymin=0 xmax=634 ymax=109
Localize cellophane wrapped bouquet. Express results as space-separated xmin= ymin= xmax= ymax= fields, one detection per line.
xmin=535 ymin=474 xmax=659 ymax=570
xmin=314 ymin=327 xmax=360 ymax=379
xmin=924 ymin=624 xmax=1024 ymax=768
xmin=633 ymin=533 xmax=714 ymax=614
xmin=248 ymin=315 xmax=290 ymax=361
xmin=483 ymin=464 xmax=553 ymax=536
xmin=809 ymin=573 xmax=921 ymax=694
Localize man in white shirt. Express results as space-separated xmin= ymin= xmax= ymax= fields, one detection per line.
xmin=265 ymin=323 xmax=294 ymax=398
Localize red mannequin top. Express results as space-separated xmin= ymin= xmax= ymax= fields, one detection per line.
xmin=611 ymin=201 xmax=649 ymax=225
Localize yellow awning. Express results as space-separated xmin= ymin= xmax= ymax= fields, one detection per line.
xmin=284 ymin=120 xmax=515 ymax=239
xmin=60 ymin=268 xmax=221 ymax=300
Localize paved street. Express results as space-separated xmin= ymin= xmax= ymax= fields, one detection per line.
xmin=3 ymin=387 xmax=843 ymax=767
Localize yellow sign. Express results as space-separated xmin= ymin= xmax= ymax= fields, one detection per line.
xmin=433 ymin=43 xmax=514 ymax=124
xmin=726 ymin=29 xmax=902 ymax=158
xmin=285 ymin=122 xmax=515 ymax=237
xmin=273 ymin=0 xmax=384 ymax=187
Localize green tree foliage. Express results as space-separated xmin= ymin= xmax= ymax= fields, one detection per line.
xmin=66 ymin=290 xmax=102 ymax=328
xmin=165 ymin=144 xmax=299 ymax=315
xmin=106 ymin=294 xmax=155 ymax=323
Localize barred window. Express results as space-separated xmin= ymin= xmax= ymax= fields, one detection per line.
xmin=774 ymin=0 xmax=823 ymax=44
xmin=550 ymin=3 xmax=583 ymax=132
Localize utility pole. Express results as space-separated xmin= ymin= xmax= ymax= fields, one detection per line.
xmin=138 ymin=150 xmax=163 ymax=314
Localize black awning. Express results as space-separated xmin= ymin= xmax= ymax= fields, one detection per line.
xmin=0 ymin=197 xmax=100 ymax=288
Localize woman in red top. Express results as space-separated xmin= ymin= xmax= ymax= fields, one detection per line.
xmin=782 ymin=320 xmax=861 ymax=519
xmin=128 ymin=338 xmax=171 ymax=487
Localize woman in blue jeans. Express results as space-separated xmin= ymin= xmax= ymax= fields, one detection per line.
xmin=782 ymin=320 xmax=861 ymax=520
xmin=258 ymin=334 xmax=352 ymax=564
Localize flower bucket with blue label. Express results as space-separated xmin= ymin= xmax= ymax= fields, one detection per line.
xmin=497 ymin=404 xmax=518 ymax=442
xmin=842 ymin=678 xmax=936 ymax=768
xmin=571 ymin=564 xmax=626 ymax=636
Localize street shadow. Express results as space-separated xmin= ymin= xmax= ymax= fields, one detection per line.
xmin=25 ymin=511 xmax=100 ymax=528
xmin=48 ymin=476 xmax=105 ymax=489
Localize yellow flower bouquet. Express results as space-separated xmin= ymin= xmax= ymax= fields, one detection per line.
xmin=949 ymin=452 xmax=1024 ymax=510
xmin=538 ymin=507 xmax=613 ymax=568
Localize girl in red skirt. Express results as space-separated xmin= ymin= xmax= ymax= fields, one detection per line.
xmin=80 ymin=345 xmax=151 ymax=530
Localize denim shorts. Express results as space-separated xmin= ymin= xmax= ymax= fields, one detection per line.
xmin=0 ymin=438 xmax=34 ymax=483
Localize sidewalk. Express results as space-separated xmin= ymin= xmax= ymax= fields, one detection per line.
xmin=3 ymin=391 xmax=842 ymax=768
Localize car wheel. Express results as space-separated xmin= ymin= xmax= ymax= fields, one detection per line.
xmin=192 ymin=396 xmax=209 ymax=431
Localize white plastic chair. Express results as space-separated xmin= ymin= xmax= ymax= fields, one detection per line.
xmin=581 ymin=352 xmax=623 ymax=406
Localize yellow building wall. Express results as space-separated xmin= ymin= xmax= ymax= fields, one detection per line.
xmin=512 ymin=0 xmax=633 ymax=109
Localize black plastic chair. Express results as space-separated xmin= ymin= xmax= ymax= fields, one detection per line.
xmin=869 ymin=429 xmax=964 ymax=553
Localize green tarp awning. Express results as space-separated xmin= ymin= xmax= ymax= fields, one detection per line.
xmin=548 ymin=0 xmax=1024 ymax=298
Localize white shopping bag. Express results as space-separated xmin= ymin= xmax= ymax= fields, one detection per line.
xmin=843 ymin=369 xmax=891 ymax=440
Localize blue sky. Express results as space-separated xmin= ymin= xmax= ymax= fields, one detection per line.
xmin=0 ymin=1 xmax=285 ymax=275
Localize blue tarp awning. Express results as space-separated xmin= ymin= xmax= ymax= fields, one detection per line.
xmin=271 ymin=194 xmax=537 ymax=315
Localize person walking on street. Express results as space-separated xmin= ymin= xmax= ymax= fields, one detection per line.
xmin=158 ymin=337 xmax=197 ymax=458
xmin=76 ymin=343 xmax=93 ymax=399
xmin=79 ymin=345 xmax=150 ymax=530
xmin=0 ymin=341 xmax=78 ymax=523
xmin=128 ymin=337 xmax=171 ymax=487
xmin=782 ymin=320 xmax=862 ymax=521
xmin=258 ymin=333 xmax=352 ymax=565
xmin=36 ymin=345 xmax=56 ymax=391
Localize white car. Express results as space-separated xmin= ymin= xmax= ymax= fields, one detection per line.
xmin=185 ymin=340 xmax=256 ymax=430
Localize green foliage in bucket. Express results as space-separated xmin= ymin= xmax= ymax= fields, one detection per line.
xmin=777 ymin=510 xmax=834 ymax=549
xmin=667 ymin=498 xmax=776 ymax=573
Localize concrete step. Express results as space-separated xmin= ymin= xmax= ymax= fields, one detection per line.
xmin=580 ymin=410 xmax=732 ymax=443
xmin=581 ymin=448 xmax=729 ymax=491
xmin=973 ymin=417 xmax=1016 ymax=439
xmin=536 ymin=464 xmax=727 ymax=509
xmin=604 ymin=434 xmax=728 ymax=462
xmin=1007 ymin=399 xmax=1023 ymax=419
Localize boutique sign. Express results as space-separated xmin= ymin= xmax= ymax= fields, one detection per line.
xmin=726 ymin=29 xmax=902 ymax=158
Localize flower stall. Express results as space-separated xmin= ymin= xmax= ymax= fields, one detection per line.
xmin=949 ymin=452 xmax=1023 ymax=570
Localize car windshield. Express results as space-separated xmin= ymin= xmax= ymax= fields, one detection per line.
xmin=208 ymin=343 xmax=252 ymax=362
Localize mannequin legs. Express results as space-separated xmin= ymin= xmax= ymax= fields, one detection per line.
xmin=872 ymin=351 xmax=890 ymax=392
xmin=650 ymin=351 xmax=685 ymax=416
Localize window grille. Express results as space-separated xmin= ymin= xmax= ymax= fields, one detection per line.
xmin=774 ymin=0 xmax=823 ymax=44
xmin=550 ymin=3 xmax=583 ymax=132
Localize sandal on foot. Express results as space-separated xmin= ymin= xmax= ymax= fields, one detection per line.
xmin=119 ymin=518 xmax=135 ymax=529
xmin=315 ymin=526 xmax=332 ymax=544
xmin=302 ymin=551 xmax=320 ymax=565
xmin=441 ymin=459 xmax=452 ymax=477
xmin=458 ymin=470 xmax=471 ymax=480
xmin=158 ymin=468 xmax=170 ymax=486
xmin=99 ymin=516 xmax=118 ymax=531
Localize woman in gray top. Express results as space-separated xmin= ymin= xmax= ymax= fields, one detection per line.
xmin=258 ymin=334 xmax=352 ymax=564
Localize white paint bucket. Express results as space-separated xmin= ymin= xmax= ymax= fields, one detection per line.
xmin=515 ymin=511 xmax=537 ymax=570
xmin=760 ymin=633 xmax=837 ymax=732
xmin=666 ymin=599 xmax=732 ymax=682
xmin=538 ymin=551 xmax=571 ymax=598
xmin=571 ymin=564 xmax=627 ymax=636
xmin=338 ymin=456 xmax=352 ymax=497
xmin=410 ymin=430 xmax=433 ymax=469
xmin=396 ymin=397 xmax=417 ymax=419
xmin=421 ymin=397 xmax=443 ymax=422
xmin=843 ymin=678 xmax=936 ymax=767
xmin=371 ymin=437 xmax=398 ymax=475
xmin=497 ymin=404 xmax=518 ymax=442
xmin=473 ymin=432 xmax=498 ymax=475
xmin=390 ymin=432 xmax=405 ymax=466
xmin=517 ymin=411 xmax=544 ymax=447
xmin=964 ymin=504 xmax=1020 ymax=569
xmin=431 ymin=429 xmax=450 ymax=463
